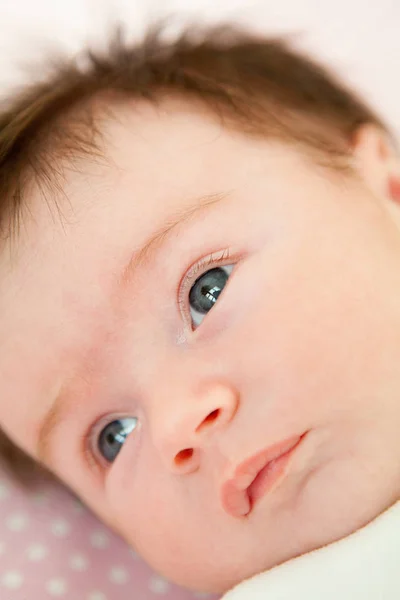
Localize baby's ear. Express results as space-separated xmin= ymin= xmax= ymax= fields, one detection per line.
xmin=352 ymin=123 xmax=400 ymax=204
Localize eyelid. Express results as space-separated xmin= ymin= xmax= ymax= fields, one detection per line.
xmin=177 ymin=248 xmax=235 ymax=330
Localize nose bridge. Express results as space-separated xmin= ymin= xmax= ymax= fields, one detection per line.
xmin=149 ymin=374 xmax=239 ymax=473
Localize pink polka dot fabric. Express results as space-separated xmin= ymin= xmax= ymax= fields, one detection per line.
xmin=0 ymin=467 xmax=218 ymax=600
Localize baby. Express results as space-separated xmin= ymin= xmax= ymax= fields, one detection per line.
xmin=0 ymin=21 xmax=400 ymax=598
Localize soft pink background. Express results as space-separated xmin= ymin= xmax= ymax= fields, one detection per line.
xmin=0 ymin=1 xmax=399 ymax=599
xmin=0 ymin=467 xmax=216 ymax=599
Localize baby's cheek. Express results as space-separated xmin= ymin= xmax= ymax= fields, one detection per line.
xmin=104 ymin=440 xmax=177 ymax=545
xmin=105 ymin=465 xmax=185 ymax=575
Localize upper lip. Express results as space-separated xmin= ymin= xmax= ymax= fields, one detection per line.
xmin=220 ymin=434 xmax=304 ymax=518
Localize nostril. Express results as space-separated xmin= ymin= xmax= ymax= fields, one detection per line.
xmin=174 ymin=448 xmax=194 ymax=466
xmin=195 ymin=409 xmax=220 ymax=433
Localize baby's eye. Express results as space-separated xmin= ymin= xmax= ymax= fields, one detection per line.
xmin=188 ymin=265 xmax=233 ymax=328
xmin=97 ymin=417 xmax=138 ymax=463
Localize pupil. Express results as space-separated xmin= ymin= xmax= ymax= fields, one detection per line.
xmin=98 ymin=418 xmax=138 ymax=463
xmin=189 ymin=267 xmax=228 ymax=314
xmin=106 ymin=432 xmax=116 ymax=445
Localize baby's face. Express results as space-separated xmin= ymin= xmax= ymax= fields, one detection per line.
xmin=1 ymin=98 xmax=400 ymax=593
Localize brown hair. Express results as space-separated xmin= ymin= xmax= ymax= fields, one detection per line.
xmin=0 ymin=20 xmax=390 ymax=487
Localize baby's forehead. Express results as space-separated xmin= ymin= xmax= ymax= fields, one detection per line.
xmin=2 ymin=94 xmax=326 ymax=289
xmin=48 ymin=96 xmax=254 ymax=199
xmin=98 ymin=95 xmax=254 ymax=167
xmin=28 ymin=97 xmax=256 ymax=233
xmin=90 ymin=95 xmax=302 ymax=201
xmin=5 ymin=86 xmax=331 ymax=260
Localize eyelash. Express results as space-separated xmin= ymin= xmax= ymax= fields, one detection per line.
xmin=177 ymin=248 xmax=232 ymax=327
xmin=82 ymin=431 xmax=102 ymax=473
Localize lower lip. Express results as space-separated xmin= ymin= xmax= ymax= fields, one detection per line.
xmin=247 ymin=437 xmax=304 ymax=510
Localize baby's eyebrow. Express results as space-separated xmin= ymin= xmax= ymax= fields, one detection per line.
xmin=117 ymin=190 xmax=230 ymax=291
xmin=36 ymin=190 xmax=230 ymax=468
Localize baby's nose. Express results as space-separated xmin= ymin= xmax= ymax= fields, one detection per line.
xmin=152 ymin=382 xmax=239 ymax=474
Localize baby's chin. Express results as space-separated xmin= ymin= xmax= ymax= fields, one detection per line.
xmin=147 ymin=493 xmax=399 ymax=593
xmin=134 ymin=528 xmax=293 ymax=595
xmin=148 ymin=559 xmax=252 ymax=595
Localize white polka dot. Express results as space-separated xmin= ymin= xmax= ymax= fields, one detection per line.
xmin=0 ymin=481 xmax=9 ymax=501
xmin=26 ymin=543 xmax=48 ymax=561
xmin=90 ymin=530 xmax=110 ymax=549
xmin=1 ymin=570 xmax=23 ymax=589
xmin=87 ymin=592 xmax=108 ymax=600
xmin=70 ymin=553 xmax=89 ymax=571
xmin=149 ymin=575 xmax=170 ymax=594
xmin=6 ymin=513 xmax=28 ymax=532
xmin=51 ymin=519 xmax=71 ymax=537
xmin=109 ymin=566 xmax=129 ymax=584
xmin=46 ymin=578 xmax=67 ymax=596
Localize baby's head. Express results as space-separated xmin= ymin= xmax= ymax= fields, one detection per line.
xmin=1 ymin=21 xmax=400 ymax=594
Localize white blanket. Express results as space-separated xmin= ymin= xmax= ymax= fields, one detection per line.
xmin=222 ymin=501 xmax=400 ymax=600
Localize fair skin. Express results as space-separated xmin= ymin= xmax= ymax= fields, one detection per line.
xmin=0 ymin=97 xmax=400 ymax=593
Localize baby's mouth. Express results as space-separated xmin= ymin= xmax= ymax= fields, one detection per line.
xmin=220 ymin=434 xmax=305 ymax=518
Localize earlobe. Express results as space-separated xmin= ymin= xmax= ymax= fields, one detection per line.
xmin=352 ymin=123 xmax=395 ymax=164
xmin=388 ymin=176 xmax=400 ymax=204
xmin=352 ymin=124 xmax=400 ymax=201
